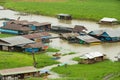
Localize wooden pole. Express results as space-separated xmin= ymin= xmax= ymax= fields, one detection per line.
xmin=32 ymin=51 xmax=37 ymax=67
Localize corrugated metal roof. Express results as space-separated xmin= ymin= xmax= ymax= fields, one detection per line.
xmin=76 ymin=35 xmax=100 ymax=43
xmin=29 ymin=21 xmax=51 ymax=27
xmin=105 ymin=29 xmax=120 ymax=37
xmin=6 ymin=20 xmax=51 ymax=27
xmin=1 ymin=23 xmax=31 ymax=31
xmin=0 ymin=66 xmax=38 ymax=76
xmin=57 ymin=14 xmax=71 ymax=16
xmin=89 ymin=29 xmax=120 ymax=37
xmin=0 ymin=36 xmax=35 ymax=46
xmin=24 ymin=42 xmax=44 ymax=48
xmin=22 ymin=32 xmax=51 ymax=39
xmin=61 ymin=33 xmax=79 ymax=38
xmin=100 ymin=17 xmax=118 ymax=22
xmin=89 ymin=30 xmax=105 ymax=36
xmin=80 ymin=52 xmax=103 ymax=59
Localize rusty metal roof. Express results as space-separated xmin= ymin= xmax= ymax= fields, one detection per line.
xmin=60 ymin=33 xmax=79 ymax=38
xmin=24 ymin=42 xmax=44 ymax=48
xmin=32 ymin=22 xmax=51 ymax=27
xmin=1 ymin=23 xmax=31 ymax=31
xmin=0 ymin=66 xmax=38 ymax=76
xmin=73 ymin=25 xmax=87 ymax=32
xmin=6 ymin=20 xmax=51 ymax=27
xmin=22 ymin=32 xmax=51 ymax=39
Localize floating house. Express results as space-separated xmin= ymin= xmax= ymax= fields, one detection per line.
xmin=0 ymin=36 xmax=34 ymax=52
xmin=51 ymin=25 xmax=73 ymax=33
xmin=29 ymin=21 xmax=51 ymax=31
xmin=79 ymin=52 xmax=104 ymax=64
xmin=76 ymin=35 xmax=101 ymax=44
xmin=1 ymin=20 xmax=51 ymax=34
xmin=0 ymin=23 xmax=31 ymax=35
xmin=51 ymin=25 xmax=88 ymax=34
xmin=73 ymin=25 xmax=88 ymax=34
xmin=0 ymin=18 xmax=15 ymax=21
xmin=98 ymin=17 xmax=118 ymax=24
xmin=0 ymin=36 xmax=47 ymax=52
xmin=24 ymin=42 xmax=47 ymax=53
xmin=22 ymin=32 xmax=51 ymax=43
xmin=89 ymin=29 xmax=120 ymax=42
xmin=57 ymin=14 xmax=72 ymax=20
xmin=59 ymin=33 xmax=79 ymax=43
xmin=0 ymin=66 xmax=39 ymax=80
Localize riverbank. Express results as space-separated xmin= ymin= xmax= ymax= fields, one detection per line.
xmin=0 ymin=50 xmax=59 ymax=69
xmin=1 ymin=0 xmax=120 ymax=21
xmin=52 ymin=60 xmax=120 ymax=80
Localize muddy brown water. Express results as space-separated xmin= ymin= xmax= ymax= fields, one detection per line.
xmin=0 ymin=7 xmax=120 ymax=61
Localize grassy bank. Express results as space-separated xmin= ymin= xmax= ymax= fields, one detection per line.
xmin=52 ymin=60 xmax=120 ymax=80
xmin=46 ymin=47 xmax=60 ymax=52
xmin=0 ymin=33 xmax=15 ymax=38
xmin=2 ymin=0 xmax=120 ymax=21
xmin=0 ymin=51 xmax=59 ymax=69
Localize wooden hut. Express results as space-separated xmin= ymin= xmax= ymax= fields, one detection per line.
xmin=79 ymin=52 xmax=104 ymax=64
xmin=2 ymin=20 xmax=51 ymax=34
xmin=59 ymin=33 xmax=79 ymax=43
xmin=22 ymin=32 xmax=51 ymax=43
xmin=0 ymin=23 xmax=31 ymax=35
xmin=30 ymin=21 xmax=51 ymax=31
xmin=98 ymin=17 xmax=118 ymax=25
xmin=76 ymin=35 xmax=101 ymax=45
xmin=89 ymin=29 xmax=120 ymax=42
xmin=0 ymin=66 xmax=39 ymax=80
xmin=57 ymin=14 xmax=72 ymax=20
xmin=23 ymin=42 xmax=47 ymax=53
xmin=0 ymin=36 xmax=34 ymax=52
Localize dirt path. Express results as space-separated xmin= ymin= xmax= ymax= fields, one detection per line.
xmin=39 ymin=52 xmax=81 ymax=79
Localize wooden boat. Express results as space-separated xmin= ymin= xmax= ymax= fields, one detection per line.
xmin=52 ymin=53 xmax=61 ymax=57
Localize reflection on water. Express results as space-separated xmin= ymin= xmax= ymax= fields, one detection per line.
xmin=58 ymin=20 xmax=72 ymax=24
xmin=0 ymin=7 xmax=120 ymax=61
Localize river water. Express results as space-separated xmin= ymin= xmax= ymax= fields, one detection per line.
xmin=0 ymin=6 xmax=120 ymax=61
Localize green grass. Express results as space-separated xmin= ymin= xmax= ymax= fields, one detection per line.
xmin=0 ymin=33 xmax=15 ymax=38
xmin=46 ymin=47 xmax=60 ymax=52
xmin=0 ymin=51 xmax=59 ymax=69
xmin=52 ymin=60 xmax=120 ymax=80
xmin=2 ymin=0 xmax=120 ymax=21
xmin=62 ymin=52 xmax=76 ymax=56
xmin=72 ymin=57 xmax=80 ymax=61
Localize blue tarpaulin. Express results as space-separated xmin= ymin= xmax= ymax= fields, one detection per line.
xmin=0 ymin=28 xmax=19 ymax=34
xmin=25 ymin=48 xmax=39 ymax=53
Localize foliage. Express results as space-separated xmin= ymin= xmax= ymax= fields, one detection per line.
xmin=72 ymin=57 xmax=80 ymax=61
xmin=52 ymin=60 xmax=120 ymax=80
xmin=62 ymin=52 xmax=76 ymax=56
xmin=68 ymin=52 xmax=75 ymax=55
xmin=46 ymin=47 xmax=60 ymax=52
xmin=2 ymin=0 xmax=120 ymax=21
